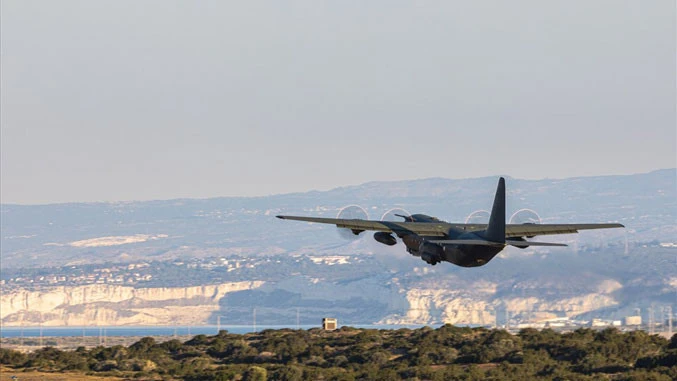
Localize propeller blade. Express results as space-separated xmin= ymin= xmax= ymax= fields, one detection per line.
xmin=336 ymin=205 xmax=369 ymax=240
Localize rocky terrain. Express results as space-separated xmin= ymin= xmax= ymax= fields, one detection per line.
xmin=1 ymin=282 xmax=263 ymax=326
xmin=1 ymin=244 xmax=674 ymax=327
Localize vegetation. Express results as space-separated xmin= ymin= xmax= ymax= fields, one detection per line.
xmin=1 ymin=326 xmax=675 ymax=380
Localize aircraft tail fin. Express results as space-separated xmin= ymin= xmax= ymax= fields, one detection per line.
xmin=483 ymin=177 xmax=506 ymax=243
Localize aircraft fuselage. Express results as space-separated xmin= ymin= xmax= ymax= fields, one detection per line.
xmin=400 ymin=222 xmax=504 ymax=267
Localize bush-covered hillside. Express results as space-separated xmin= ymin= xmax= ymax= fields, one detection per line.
xmin=1 ymin=326 xmax=675 ymax=380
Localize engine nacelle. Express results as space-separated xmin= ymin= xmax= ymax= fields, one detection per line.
xmin=522 ymin=222 xmax=536 ymax=238
xmin=401 ymin=234 xmax=423 ymax=250
xmin=419 ymin=242 xmax=442 ymax=265
xmin=373 ymin=232 xmax=397 ymax=246
xmin=400 ymin=234 xmax=442 ymax=265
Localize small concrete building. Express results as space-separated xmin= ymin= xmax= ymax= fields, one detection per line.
xmin=590 ymin=319 xmax=612 ymax=327
xmin=322 ymin=318 xmax=338 ymax=331
xmin=625 ymin=316 xmax=642 ymax=326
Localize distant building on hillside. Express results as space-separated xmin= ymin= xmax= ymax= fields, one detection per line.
xmin=322 ymin=318 xmax=338 ymax=331
xmin=625 ymin=316 xmax=642 ymax=326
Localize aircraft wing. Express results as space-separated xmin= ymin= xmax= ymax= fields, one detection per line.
xmin=447 ymin=223 xmax=625 ymax=237
xmin=277 ymin=215 xmax=623 ymax=238
xmin=504 ymin=223 xmax=624 ymax=237
xmin=276 ymin=215 xmax=451 ymax=237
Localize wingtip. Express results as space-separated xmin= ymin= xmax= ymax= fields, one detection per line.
xmin=276 ymin=215 xmax=285 ymax=219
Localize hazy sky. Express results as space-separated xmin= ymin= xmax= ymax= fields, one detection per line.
xmin=2 ymin=1 xmax=675 ymax=204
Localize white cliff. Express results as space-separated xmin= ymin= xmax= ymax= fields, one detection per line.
xmin=1 ymin=281 xmax=264 ymax=326
xmin=378 ymin=279 xmax=623 ymax=326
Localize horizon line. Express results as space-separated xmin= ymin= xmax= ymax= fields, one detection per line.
xmin=1 ymin=168 xmax=674 ymax=207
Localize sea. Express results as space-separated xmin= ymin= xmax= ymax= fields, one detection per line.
xmin=0 ymin=324 xmax=424 ymax=338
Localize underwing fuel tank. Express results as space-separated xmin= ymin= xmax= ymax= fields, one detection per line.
xmin=373 ymin=232 xmax=397 ymax=246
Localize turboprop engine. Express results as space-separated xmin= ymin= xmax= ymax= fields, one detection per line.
xmin=401 ymin=234 xmax=424 ymax=252
xmin=400 ymin=234 xmax=442 ymax=265
xmin=373 ymin=232 xmax=397 ymax=246
xmin=418 ymin=242 xmax=443 ymax=265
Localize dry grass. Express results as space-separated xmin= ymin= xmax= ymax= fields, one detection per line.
xmin=0 ymin=367 xmax=125 ymax=381
xmin=1 ymin=335 xmax=195 ymax=352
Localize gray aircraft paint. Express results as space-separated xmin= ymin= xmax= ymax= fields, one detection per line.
xmin=277 ymin=178 xmax=624 ymax=268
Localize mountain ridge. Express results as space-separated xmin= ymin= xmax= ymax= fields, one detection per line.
xmin=2 ymin=168 xmax=673 ymax=207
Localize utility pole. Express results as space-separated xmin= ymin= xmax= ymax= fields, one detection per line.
xmin=216 ymin=315 xmax=227 ymax=334
xmin=39 ymin=312 xmax=44 ymax=347
xmin=669 ymin=306 xmax=673 ymax=336
xmin=634 ymin=307 xmax=641 ymax=331
xmin=664 ymin=306 xmax=673 ymax=336
xmin=528 ymin=303 xmax=533 ymax=327
xmin=505 ymin=308 xmax=510 ymax=331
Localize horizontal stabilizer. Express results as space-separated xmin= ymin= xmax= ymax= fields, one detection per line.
xmin=430 ymin=239 xmax=567 ymax=247
xmin=430 ymin=240 xmax=505 ymax=247
xmin=506 ymin=240 xmax=567 ymax=247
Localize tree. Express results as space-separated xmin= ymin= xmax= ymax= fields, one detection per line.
xmin=243 ymin=366 xmax=267 ymax=381
xmin=0 ymin=348 xmax=27 ymax=366
xmin=275 ymin=365 xmax=303 ymax=381
xmin=130 ymin=337 xmax=157 ymax=354
xmin=369 ymin=350 xmax=390 ymax=366
xmin=162 ymin=339 xmax=185 ymax=353
xmin=186 ymin=334 xmax=210 ymax=346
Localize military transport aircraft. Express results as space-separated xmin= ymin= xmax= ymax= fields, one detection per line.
xmin=277 ymin=178 xmax=624 ymax=268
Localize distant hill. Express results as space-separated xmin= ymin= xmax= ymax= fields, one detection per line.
xmin=1 ymin=169 xmax=674 ymax=269
xmin=1 ymin=169 xmax=675 ymax=327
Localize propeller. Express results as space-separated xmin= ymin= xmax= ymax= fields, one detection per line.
xmin=464 ymin=210 xmax=490 ymax=224
xmin=508 ymin=209 xmax=541 ymax=238
xmin=336 ymin=205 xmax=369 ymax=240
xmin=373 ymin=208 xmax=411 ymax=248
xmin=380 ymin=208 xmax=412 ymax=222
xmin=508 ymin=208 xmax=542 ymax=225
